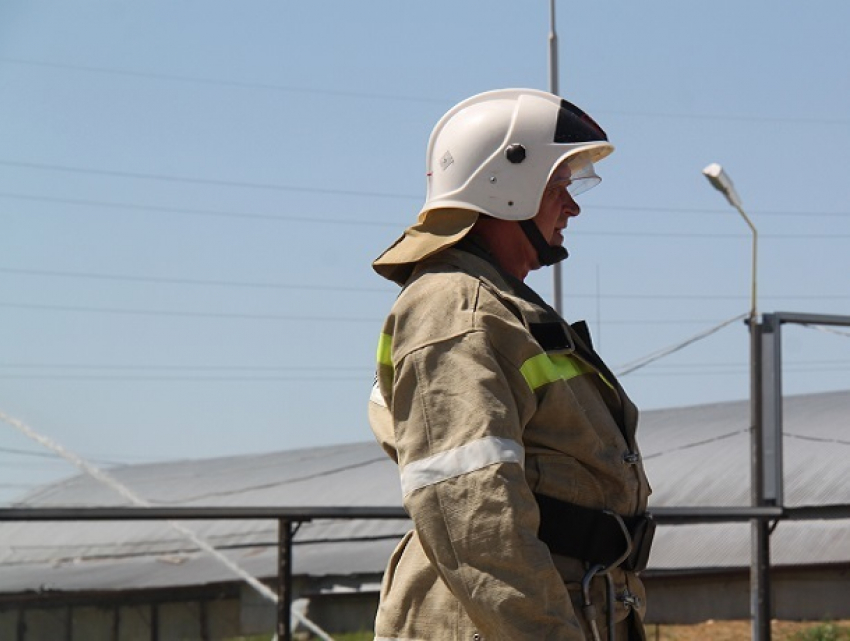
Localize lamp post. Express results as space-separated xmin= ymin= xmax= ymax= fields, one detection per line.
xmin=548 ymin=0 xmax=563 ymax=314
xmin=702 ymin=163 xmax=770 ymax=641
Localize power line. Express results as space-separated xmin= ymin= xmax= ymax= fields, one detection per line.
xmin=636 ymin=359 xmax=850 ymax=372
xmin=0 ymin=191 xmax=401 ymax=226
xmin=2 ymin=360 xmax=845 ymax=383
xmin=642 ymin=428 xmax=750 ymax=460
xmin=0 ymin=266 xmax=390 ymax=294
xmin=1 ymin=459 xmax=77 ymax=469
xmin=0 ymin=301 xmax=378 ymax=323
xmin=800 ymin=323 xmax=850 ymax=339
xmin=0 ymin=361 xmax=371 ymax=381
xmin=0 ymin=445 xmax=121 ymax=466
xmin=0 ymin=301 xmax=750 ymax=326
xmin=0 ymin=363 xmax=369 ymax=372
xmin=785 ymin=432 xmax=850 ymax=448
xmin=7 ymin=299 xmax=846 ymax=328
xmin=0 ymin=159 xmax=416 ymax=200
xmin=5 ymin=266 xmax=850 ymax=300
xmin=147 ymin=457 xmax=389 ymax=505
xmin=2 ymin=190 xmax=849 ymax=222
xmin=622 ymin=365 xmax=850 ymax=378
xmin=577 ymin=230 xmax=850 ymax=240
xmin=0 ymin=57 xmax=449 ymax=105
xmin=593 ymin=203 xmax=850 ymax=218
xmin=0 ymin=374 xmax=366 ymax=382
xmin=616 ymin=313 xmax=747 ymax=376
xmin=0 ymin=445 xmax=66 ymax=459
xmin=597 ymin=108 xmax=849 ymax=127
xmin=4 ymin=57 xmax=847 ymax=126
xmin=2 ymin=192 xmax=848 ymax=239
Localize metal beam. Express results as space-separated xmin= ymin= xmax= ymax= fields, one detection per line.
xmin=0 ymin=506 xmax=407 ymax=521
xmin=785 ymin=504 xmax=850 ymax=520
xmin=649 ymin=506 xmax=782 ymax=524
xmin=761 ymin=313 xmax=784 ymax=506
xmin=772 ymin=311 xmax=850 ymax=327
xmin=750 ymin=319 xmax=771 ymax=641
xmin=4 ymin=504 xmax=850 ymax=524
xmin=277 ymin=519 xmax=293 ymax=641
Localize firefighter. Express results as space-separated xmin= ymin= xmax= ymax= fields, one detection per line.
xmin=368 ymin=89 xmax=653 ymax=641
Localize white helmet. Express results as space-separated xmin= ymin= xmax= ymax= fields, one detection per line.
xmin=420 ymin=88 xmax=613 ymax=222
xmin=372 ymin=89 xmax=614 ymax=284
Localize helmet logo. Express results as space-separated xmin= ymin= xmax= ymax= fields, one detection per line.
xmin=505 ymin=143 xmax=526 ymax=164
xmin=439 ymin=150 xmax=454 ymax=171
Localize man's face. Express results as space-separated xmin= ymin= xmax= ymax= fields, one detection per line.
xmin=533 ymin=162 xmax=581 ymax=248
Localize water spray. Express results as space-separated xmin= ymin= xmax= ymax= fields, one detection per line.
xmin=0 ymin=409 xmax=333 ymax=640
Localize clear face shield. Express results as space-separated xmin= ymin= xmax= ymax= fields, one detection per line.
xmin=544 ymin=155 xmax=601 ymax=200
xmin=563 ymin=154 xmax=601 ymax=197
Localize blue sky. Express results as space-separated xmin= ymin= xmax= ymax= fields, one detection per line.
xmin=1 ymin=0 xmax=849 ymax=503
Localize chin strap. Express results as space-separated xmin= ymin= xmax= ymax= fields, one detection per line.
xmin=518 ymin=219 xmax=569 ymax=266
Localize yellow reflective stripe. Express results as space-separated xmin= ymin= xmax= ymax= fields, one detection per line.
xmin=520 ymin=353 xmax=598 ymax=391
xmin=377 ymin=332 xmax=393 ymax=367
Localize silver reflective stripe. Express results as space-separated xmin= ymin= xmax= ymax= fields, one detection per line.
xmin=400 ymin=436 xmax=524 ymax=497
xmin=369 ymin=380 xmax=387 ymax=407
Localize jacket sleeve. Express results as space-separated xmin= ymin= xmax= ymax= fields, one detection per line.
xmin=390 ymin=327 xmax=586 ymax=640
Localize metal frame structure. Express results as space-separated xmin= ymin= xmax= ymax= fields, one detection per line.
xmin=750 ymin=311 xmax=850 ymax=640
xmin=1 ymin=503 xmax=849 ymax=640
xmin=757 ymin=312 xmax=850 ymax=505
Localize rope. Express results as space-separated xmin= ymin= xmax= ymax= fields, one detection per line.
xmin=615 ymin=313 xmax=748 ymax=377
xmin=800 ymin=323 xmax=850 ymax=338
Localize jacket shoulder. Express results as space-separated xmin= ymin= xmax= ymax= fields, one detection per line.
xmin=385 ymin=249 xmax=527 ymax=361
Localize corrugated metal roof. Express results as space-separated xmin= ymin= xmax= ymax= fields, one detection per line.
xmin=639 ymin=389 xmax=850 ymax=509
xmin=1 ymin=390 xmax=848 ymax=592
xmin=21 ymin=441 xmax=401 ymax=508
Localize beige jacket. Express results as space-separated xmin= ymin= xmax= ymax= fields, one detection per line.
xmin=368 ymin=245 xmax=651 ymax=641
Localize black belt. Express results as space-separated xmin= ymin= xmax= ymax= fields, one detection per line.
xmin=535 ymin=493 xmax=655 ymax=572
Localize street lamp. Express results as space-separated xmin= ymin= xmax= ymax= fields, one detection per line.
xmin=702 ymin=163 xmax=758 ymax=320
xmin=702 ymin=163 xmax=770 ymax=641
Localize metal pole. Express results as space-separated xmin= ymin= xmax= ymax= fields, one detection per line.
xmin=753 ymin=517 xmax=772 ymax=641
xmin=278 ymin=519 xmax=293 ymax=641
xmin=199 ymin=600 xmax=210 ymax=641
xmin=734 ymin=201 xmax=768 ymax=641
xmin=760 ymin=314 xmax=784 ymax=506
xmin=548 ymin=0 xmax=563 ymax=314
xmin=64 ymin=606 xmax=72 ymax=641
xmin=112 ymin=606 xmax=120 ymax=641
xmin=749 ymin=319 xmax=771 ymax=641
xmin=732 ymin=203 xmax=758 ymax=321
xmin=548 ymin=0 xmax=558 ymax=96
xmin=151 ymin=603 xmax=159 ymax=641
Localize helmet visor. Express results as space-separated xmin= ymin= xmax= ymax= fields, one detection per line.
xmin=564 ymin=156 xmax=601 ymax=197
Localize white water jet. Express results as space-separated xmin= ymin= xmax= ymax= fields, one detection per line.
xmin=0 ymin=409 xmax=333 ymax=641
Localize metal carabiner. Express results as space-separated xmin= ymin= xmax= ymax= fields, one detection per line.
xmin=581 ymin=563 xmax=606 ymax=641
xmin=581 ymin=511 xmax=635 ymax=641
xmin=601 ymin=510 xmax=633 ymax=570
